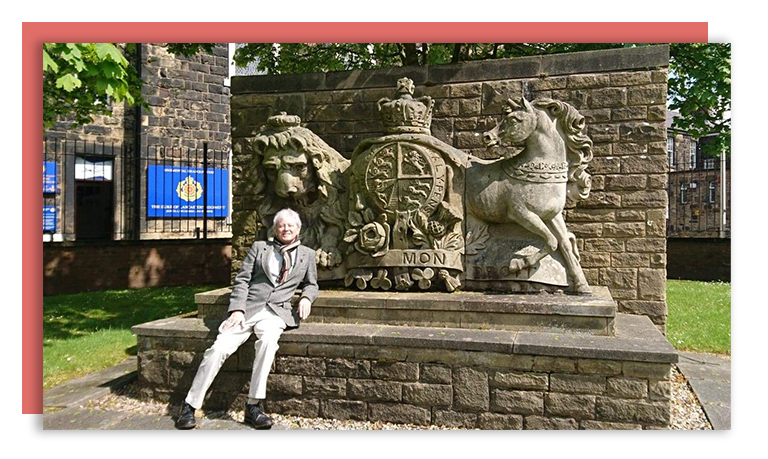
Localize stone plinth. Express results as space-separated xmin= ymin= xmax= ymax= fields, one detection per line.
xmin=132 ymin=313 xmax=677 ymax=430
xmin=195 ymin=286 xmax=617 ymax=336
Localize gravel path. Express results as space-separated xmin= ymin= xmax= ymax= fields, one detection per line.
xmin=86 ymin=366 xmax=711 ymax=430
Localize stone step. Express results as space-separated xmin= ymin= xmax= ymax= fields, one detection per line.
xmin=194 ymin=286 xmax=617 ymax=336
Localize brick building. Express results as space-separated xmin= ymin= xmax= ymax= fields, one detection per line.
xmin=43 ymin=43 xmax=234 ymax=295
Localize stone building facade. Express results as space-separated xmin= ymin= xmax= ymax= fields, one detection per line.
xmin=43 ymin=43 xmax=233 ymax=294
xmin=230 ymin=45 xmax=671 ymax=328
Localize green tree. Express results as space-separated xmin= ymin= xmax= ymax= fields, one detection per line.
xmin=42 ymin=43 xmax=210 ymax=131
xmin=43 ymin=43 xmax=144 ymax=129
xmin=234 ymin=43 xmax=730 ymax=156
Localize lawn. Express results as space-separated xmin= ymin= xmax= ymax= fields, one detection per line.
xmin=43 ymin=285 xmax=222 ymax=390
xmin=665 ymin=279 xmax=731 ymax=355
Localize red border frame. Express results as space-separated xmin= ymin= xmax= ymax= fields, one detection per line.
xmin=24 ymin=22 xmax=708 ymax=415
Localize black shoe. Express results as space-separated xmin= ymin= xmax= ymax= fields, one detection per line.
xmin=244 ymin=402 xmax=273 ymax=429
xmin=175 ymin=402 xmax=197 ymax=429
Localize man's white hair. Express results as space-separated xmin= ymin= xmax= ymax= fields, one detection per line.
xmin=272 ymin=208 xmax=302 ymax=235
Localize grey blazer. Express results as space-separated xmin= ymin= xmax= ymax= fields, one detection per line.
xmin=227 ymin=240 xmax=319 ymax=328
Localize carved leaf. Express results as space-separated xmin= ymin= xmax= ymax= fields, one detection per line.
xmin=343 ymin=228 xmax=359 ymax=243
xmin=465 ymin=223 xmax=490 ymax=256
xmin=442 ymin=232 xmax=463 ymax=251
xmin=348 ymin=211 xmax=363 ymax=227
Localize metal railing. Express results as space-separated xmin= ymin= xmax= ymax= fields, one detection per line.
xmin=43 ymin=138 xmax=232 ymax=242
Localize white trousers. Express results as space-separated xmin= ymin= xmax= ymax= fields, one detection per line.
xmin=185 ymin=305 xmax=286 ymax=409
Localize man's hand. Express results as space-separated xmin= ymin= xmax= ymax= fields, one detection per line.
xmin=221 ymin=310 xmax=244 ymax=331
xmin=298 ymin=297 xmax=312 ymax=320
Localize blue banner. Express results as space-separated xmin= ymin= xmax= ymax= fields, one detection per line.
xmin=147 ymin=165 xmax=228 ymax=218
xmin=43 ymin=162 xmax=57 ymax=193
xmin=43 ymin=206 xmax=56 ymax=232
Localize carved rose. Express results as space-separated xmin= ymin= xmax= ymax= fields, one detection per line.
xmin=355 ymin=221 xmax=389 ymax=257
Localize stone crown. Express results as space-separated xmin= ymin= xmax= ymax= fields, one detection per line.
xmin=377 ymin=78 xmax=434 ymax=134
xmin=266 ymin=112 xmax=301 ymax=131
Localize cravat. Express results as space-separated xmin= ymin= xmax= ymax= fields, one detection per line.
xmin=277 ymin=239 xmax=301 ymax=283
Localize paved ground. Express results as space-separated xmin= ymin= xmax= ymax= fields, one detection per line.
xmin=676 ymin=351 xmax=731 ymax=430
xmin=42 ymin=352 xmax=731 ymax=430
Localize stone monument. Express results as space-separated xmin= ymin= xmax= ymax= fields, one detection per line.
xmin=133 ymin=47 xmax=678 ymax=430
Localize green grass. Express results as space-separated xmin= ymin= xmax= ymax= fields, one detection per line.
xmin=666 ymin=280 xmax=731 ymax=355
xmin=43 ymin=285 xmax=223 ymax=390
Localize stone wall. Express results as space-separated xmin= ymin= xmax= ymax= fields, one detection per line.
xmin=134 ymin=314 xmax=676 ymax=429
xmin=43 ymin=240 xmax=231 ymax=296
xmin=230 ymin=46 xmax=670 ymax=329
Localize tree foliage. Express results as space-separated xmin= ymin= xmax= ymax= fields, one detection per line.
xmin=668 ymin=43 xmax=730 ymax=157
xmin=43 ymin=43 xmax=144 ymax=129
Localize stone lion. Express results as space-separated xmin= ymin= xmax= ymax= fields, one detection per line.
xmin=240 ymin=113 xmax=350 ymax=268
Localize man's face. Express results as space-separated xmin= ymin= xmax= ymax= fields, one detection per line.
xmin=275 ymin=218 xmax=299 ymax=244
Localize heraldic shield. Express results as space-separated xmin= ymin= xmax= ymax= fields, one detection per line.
xmin=343 ymin=78 xmax=468 ymax=292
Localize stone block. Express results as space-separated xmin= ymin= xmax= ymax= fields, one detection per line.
xmin=491 ymin=371 xmax=549 ymax=391
xmin=577 ymin=359 xmax=623 ymax=376
xmin=579 ymin=108 xmax=612 ymax=123
xmin=326 ymin=358 xmax=371 ymax=379
xmin=622 ymin=190 xmax=667 ymax=208
xmin=584 ymin=238 xmax=624 ymax=253
xmin=402 ymin=383 xmax=453 ymax=407
xmin=627 ymin=85 xmax=667 ymax=105
xmin=616 ymin=209 xmax=645 ymax=221
xmin=649 ymin=380 xmax=672 ymax=401
xmin=524 ymin=415 xmax=578 ymax=430
xmin=492 ymin=390 xmax=544 ymax=415
xmin=580 ymin=420 xmax=642 ymax=430
xmin=369 ymin=403 xmax=430 ymax=426
xmin=459 ymin=98 xmax=481 ymax=116
xmin=603 ymin=222 xmax=646 ymax=238
xmin=607 ymin=377 xmax=649 ymax=398
xmin=433 ymin=410 xmax=478 ymax=429
xmin=267 ymin=398 xmax=320 ymax=418
xmin=611 ymin=253 xmax=650 ymax=268
xmin=588 ymin=124 xmax=620 ymax=142
xmin=625 ymin=238 xmax=666 ymax=253
xmin=589 ymin=88 xmax=627 ymax=108
xmin=527 ymin=76 xmax=567 ymax=91
xmin=610 ymin=71 xmax=652 ymax=86
xmin=275 ymin=356 xmax=326 ymax=376
xmin=622 ymin=362 xmax=671 ymax=380
xmin=567 ymin=74 xmax=610 ymax=89
xmin=601 ymin=268 xmax=637 ymax=290
xmin=638 ymin=268 xmax=666 ymax=300
xmin=303 ymin=376 xmax=347 ymax=397
xmin=451 ymin=83 xmax=483 ymax=98
xmin=596 ymin=397 xmax=670 ymax=426
xmin=347 ymin=379 xmax=402 ymax=402
xmin=267 ymin=374 xmax=303 ymax=396
xmin=371 ymin=361 xmax=419 ymax=381
xmin=620 ymin=300 xmax=667 ymax=317
xmin=619 ymin=123 xmax=666 ymax=142
xmin=611 ymin=106 xmax=648 ymax=121
xmin=320 ymin=399 xmax=367 ymax=421
xmin=307 ymin=343 xmax=356 ymax=359
xmin=550 ymin=374 xmax=606 ymax=395
xmin=355 ymin=346 xmax=408 ymax=361
xmin=453 ymin=367 xmax=489 ymax=412
xmin=420 ymin=364 xmax=452 ymax=384
xmin=477 ymin=413 xmax=523 ymax=430
xmin=605 ymin=175 xmax=647 ymax=190
xmin=532 ymin=356 xmax=578 ymax=373
xmin=588 ymin=156 xmax=621 ymax=174
xmin=545 ymin=393 xmax=596 ymax=419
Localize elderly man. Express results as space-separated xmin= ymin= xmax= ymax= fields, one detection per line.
xmin=175 ymin=208 xmax=318 ymax=430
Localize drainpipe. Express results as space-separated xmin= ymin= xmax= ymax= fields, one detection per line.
xmin=720 ymin=148 xmax=727 ymax=238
